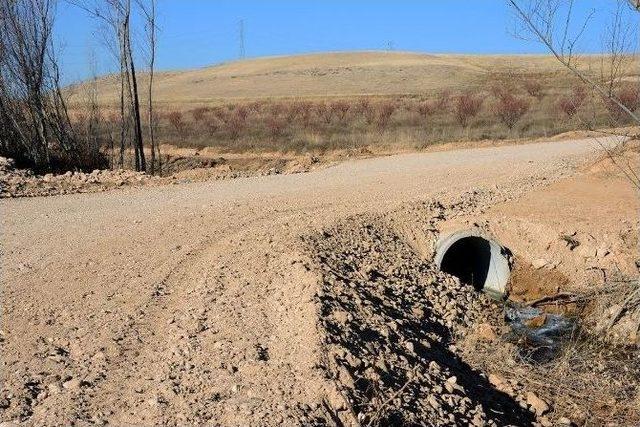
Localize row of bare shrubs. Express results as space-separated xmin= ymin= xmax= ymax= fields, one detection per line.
xmin=65 ymin=80 xmax=639 ymax=157
xmin=152 ymin=82 xmax=639 ymax=143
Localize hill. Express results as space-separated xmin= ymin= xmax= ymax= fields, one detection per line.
xmin=69 ymin=51 xmax=611 ymax=105
xmin=63 ymin=51 xmax=638 ymax=159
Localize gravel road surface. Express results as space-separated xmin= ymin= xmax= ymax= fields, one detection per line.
xmin=0 ymin=137 xmax=616 ymax=425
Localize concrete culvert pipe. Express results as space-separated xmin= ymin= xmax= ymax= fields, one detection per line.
xmin=434 ymin=229 xmax=511 ymax=299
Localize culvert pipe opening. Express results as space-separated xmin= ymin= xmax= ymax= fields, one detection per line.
xmin=434 ymin=230 xmax=511 ymax=299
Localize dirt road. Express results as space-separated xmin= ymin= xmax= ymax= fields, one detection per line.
xmin=0 ymin=137 xmax=619 ymax=425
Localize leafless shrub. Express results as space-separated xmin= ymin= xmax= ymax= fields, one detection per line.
xmin=331 ymin=101 xmax=351 ymax=122
xmin=523 ymin=78 xmax=545 ymax=100
xmin=294 ymin=101 xmax=313 ymax=128
xmin=508 ymin=0 xmax=640 ymax=129
xmin=286 ymin=102 xmax=307 ymax=123
xmin=167 ymin=111 xmax=185 ymax=132
xmin=558 ymin=85 xmax=586 ymax=118
xmin=247 ymin=100 xmax=264 ymax=113
xmin=73 ymin=113 xmax=88 ymax=126
xmin=213 ymin=106 xmax=229 ymax=123
xmin=376 ymin=102 xmax=396 ymax=131
xmin=0 ymin=0 xmax=109 ymax=172
xmin=269 ymin=103 xmax=286 ymax=117
xmin=266 ymin=115 xmax=286 ymax=139
xmin=606 ymin=84 xmax=640 ymax=123
xmin=235 ymin=105 xmax=249 ymax=122
xmin=455 ymin=92 xmax=484 ymax=127
xmin=435 ymin=90 xmax=452 ymax=111
xmin=225 ymin=109 xmax=247 ymax=139
xmin=358 ymin=97 xmax=371 ymax=113
xmin=493 ymin=94 xmax=530 ymax=130
xmin=315 ymin=102 xmax=334 ymax=124
xmin=416 ymin=101 xmax=436 ymax=118
xmin=205 ymin=118 xmax=220 ymax=136
xmin=489 ymin=83 xmax=510 ymax=100
xmin=191 ymin=107 xmax=209 ymax=122
xmin=356 ymin=99 xmax=377 ymax=125
xmin=73 ymin=0 xmax=152 ymax=171
xmin=363 ymin=107 xmax=376 ymax=126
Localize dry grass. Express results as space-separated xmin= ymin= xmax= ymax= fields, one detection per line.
xmin=461 ymin=276 xmax=640 ymax=426
xmin=66 ymin=52 xmax=638 ymax=104
xmin=72 ymin=90 xmax=631 ymax=157
xmin=468 ymin=335 xmax=639 ymax=425
xmin=64 ymin=52 xmax=640 ymax=158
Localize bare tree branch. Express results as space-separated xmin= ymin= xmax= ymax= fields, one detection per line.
xmin=508 ymin=0 xmax=640 ymax=126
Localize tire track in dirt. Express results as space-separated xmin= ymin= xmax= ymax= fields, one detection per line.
xmin=0 ymin=137 xmax=620 ymax=425
xmin=82 ymin=208 xmax=332 ymax=425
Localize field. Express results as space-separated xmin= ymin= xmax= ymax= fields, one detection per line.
xmin=65 ymin=52 xmax=639 ymax=163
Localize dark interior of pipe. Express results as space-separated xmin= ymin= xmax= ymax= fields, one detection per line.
xmin=439 ymin=236 xmax=491 ymax=291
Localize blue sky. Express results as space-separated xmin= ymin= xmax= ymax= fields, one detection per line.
xmin=54 ymin=0 xmax=630 ymax=83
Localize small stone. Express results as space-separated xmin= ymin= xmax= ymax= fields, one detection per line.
xmin=476 ymin=323 xmax=497 ymax=341
xmin=47 ymin=383 xmax=61 ymax=395
xmin=338 ymin=365 xmax=354 ymax=388
xmin=427 ymin=395 xmax=440 ymax=409
xmin=62 ymin=378 xmax=81 ymax=391
xmin=375 ymin=359 xmax=388 ymax=373
xmin=346 ymin=353 xmax=362 ymax=369
xmin=411 ymin=306 xmax=425 ymax=318
xmin=471 ymin=413 xmax=484 ymax=426
xmin=332 ymin=310 xmax=349 ymax=325
xmin=595 ymin=246 xmax=610 ymax=260
xmin=532 ymin=258 xmax=549 ymax=269
xmin=539 ymin=416 xmax=552 ymax=427
xmin=404 ymin=341 xmax=415 ymax=354
xmin=488 ymin=373 xmax=512 ymax=394
xmin=558 ymin=417 xmax=572 ymax=426
xmin=526 ymin=391 xmax=550 ymax=415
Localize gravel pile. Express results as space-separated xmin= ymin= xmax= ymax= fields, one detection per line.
xmin=0 ymin=155 xmax=320 ymax=198
xmin=0 ymin=157 xmax=152 ymax=198
xmin=305 ymin=207 xmax=536 ymax=426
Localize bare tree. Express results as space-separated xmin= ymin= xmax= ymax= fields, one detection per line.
xmin=70 ymin=0 xmax=148 ymax=172
xmin=508 ymin=0 xmax=640 ymax=126
xmin=123 ymin=0 xmax=145 ymax=172
xmin=600 ymin=1 xmax=636 ymax=97
xmin=0 ymin=0 xmax=55 ymax=168
xmin=137 ymin=0 xmax=159 ymax=174
xmin=0 ymin=0 xmax=104 ymax=171
xmin=508 ymin=0 xmax=640 ymax=190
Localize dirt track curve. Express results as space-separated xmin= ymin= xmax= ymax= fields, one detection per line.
xmin=0 ymin=137 xmax=618 ymax=425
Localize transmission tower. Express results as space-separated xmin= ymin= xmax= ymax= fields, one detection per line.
xmin=238 ymin=19 xmax=245 ymax=59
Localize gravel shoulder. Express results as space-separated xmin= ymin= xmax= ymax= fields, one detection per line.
xmin=0 ymin=137 xmax=623 ymax=425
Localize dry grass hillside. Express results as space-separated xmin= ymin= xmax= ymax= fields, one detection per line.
xmin=64 ymin=51 xmax=640 ymax=171
xmin=68 ymin=51 xmax=635 ymax=105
